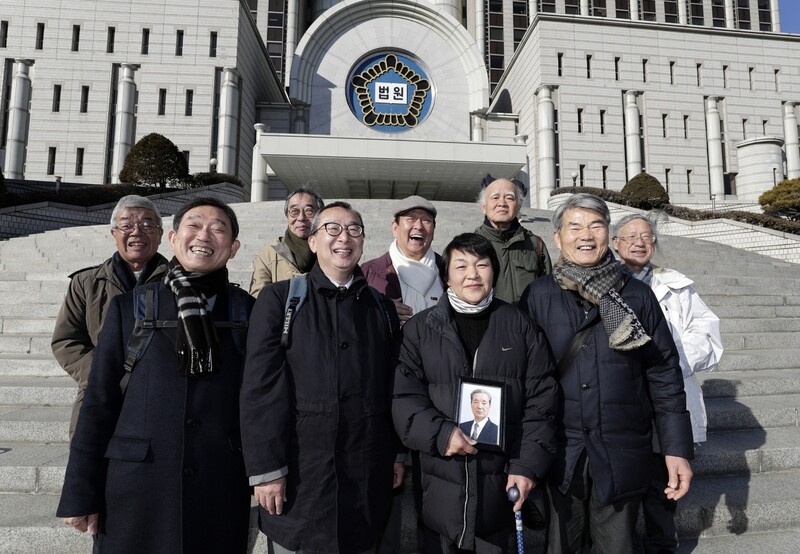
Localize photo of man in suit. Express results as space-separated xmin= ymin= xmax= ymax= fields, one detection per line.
xmin=459 ymin=388 xmax=499 ymax=445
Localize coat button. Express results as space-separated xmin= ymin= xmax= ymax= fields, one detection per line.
xmin=339 ymin=342 xmax=349 ymax=349
xmin=583 ymin=427 xmax=591 ymax=435
xmin=581 ymin=384 xmax=589 ymax=391
xmin=183 ymin=467 xmax=195 ymax=476
xmin=339 ymin=393 xmax=348 ymax=401
xmin=186 ymin=418 xmax=199 ymax=427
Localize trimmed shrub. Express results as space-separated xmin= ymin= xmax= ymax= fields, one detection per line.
xmin=759 ymin=178 xmax=800 ymax=221
xmin=119 ymin=133 xmax=190 ymax=189
xmin=621 ymin=172 xmax=669 ymax=210
xmin=550 ymin=186 xmax=627 ymax=205
xmin=190 ymin=172 xmax=244 ymax=188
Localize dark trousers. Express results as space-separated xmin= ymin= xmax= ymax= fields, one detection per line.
xmin=639 ymin=453 xmax=678 ymax=554
xmin=546 ymin=453 xmax=641 ymax=554
xmin=422 ymin=525 xmax=509 ymax=554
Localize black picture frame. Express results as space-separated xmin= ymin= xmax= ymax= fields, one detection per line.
xmin=456 ymin=377 xmax=505 ymax=453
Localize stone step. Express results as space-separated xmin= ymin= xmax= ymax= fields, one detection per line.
xmin=705 ymin=394 xmax=800 ymax=432
xmin=676 ymin=529 xmax=800 ymax=554
xmin=0 ymin=304 xmax=62 ymax=318
xmin=0 ymin=289 xmax=66 ymax=305
xmin=0 ymin=376 xmax=75 ymax=406
xmin=0 ymin=442 xmax=69 ymax=494
xmin=716 ymin=349 xmax=800 ymax=372
xmin=0 ymin=406 xmax=70 ymax=443
xmin=0 ymin=335 xmax=53 ymax=356
xmin=700 ymin=369 xmax=800 ymax=398
xmin=0 ymin=318 xmax=57 ymax=335
xmin=702 ymin=294 xmax=792 ymax=307
xmin=0 ymin=354 xmax=63 ymax=377
xmin=693 ymin=427 xmax=800 ymax=477
xmin=722 ymin=332 xmax=800 ymax=351
xmin=721 ymin=317 xmax=800 ymax=333
xmin=0 ymin=494 xmax=92 ymax=553
xmin=713 ymin=305 xmax=800 ymax=319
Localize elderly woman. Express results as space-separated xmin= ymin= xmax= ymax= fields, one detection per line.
xmin=612 ymin=213 xmax=723 ymax=553
xmin=392 ymin=232 xmax=558 ymax=553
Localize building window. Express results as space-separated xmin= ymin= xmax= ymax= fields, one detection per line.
xmin=737 ymin=0 xmax=751 ymax=30
xmin=690 ymin=0 xmax=704 ymax=26
xmin=75 ymin=148 xmax=84 ymax=176
xmin=712 ymin=0 xmax=725 ymax=27
xmin=615 ymin=0 xmax=629 ymax=19
xmin=683 ymin=115 xmax=689 ymax=138
xmin=642 ymin=59 xmax=648 ymax=82
xmin=592 ymin=0 xmax=607 ymax=17
xmin=696 ymin=63 xmax=702 ymax=86
xmin=602 ymin=165 xmax=608 ymax=188
xmin=565 ymin=0 xmax=580 ymax=15
xmin=209 ymin=31 xmax=217 ymax=57
xmin=79 ymin=86 xmax=89 ymax=113
xmin=35 ymin=22 xmax=45 ymax=50
xmin=52 ymin=85 xmax=61 ymax=112
xmin=662 ymin=113 xmax=668 ymax=138
xmin=614 ymin=57 xmax=620 ymax=81
xmin=185 ymin=89 xmax=193 ymax=116
xmin=762 ymin=119 xmax=768 ymax=134
xmin=248 ymin=0 xmax=258 ymax=19
xmin=47 ymin=147 xmax=57 ymax=175
xmin=175 ymin=30 xmax=184 ymax=56
xmin=600 ymin=109 xmax=606 ymax=134
xmin=665 ymin=168 xmax=671 ymax=191
xmin=579 ymin=164 xmax=586 ymax=186
xmin=586 ymin=54 xmax=592 ymax=79
xmin=0 ymin=20 xmax=7 ymax=48
xmin=557 ymin=53 xmax=563 ymax=77
xmin=748 ymin=66 xmax=754 ymax=90
xmin=539 ymin=0 xmax=556 ymax=12
xmin=722 ymin=64 xmax=728 ymax=88
xmin=141 ymin=28 xmax=150 ymax=55
xmin=158 ymin=88 xmax=167 ymax=116
xmin=742 ymin=118 xmax=747 ymax=139
xmin=107 ymin=26 xmax=115 ymax=53
xmin=664 ymin=0 xmax=678 ymax=23
xmin=577 ymin=108 xmax=583 ymax=133
xmin=71 ymin=24 xmax=80 ymax=52
xmin=669 ymin=61 xmax=675 ymax=85
xmin=758 ymin=0 xmax=772 ymax=31
xmin=512 ymin=1 xmax=528 ymax=51
xmin=686 ymin=169 xmax=692 ymax=193
xmin=775 ymin=68 xmax=780 ymax=92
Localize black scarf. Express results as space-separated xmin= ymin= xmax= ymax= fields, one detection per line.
xmin=552 ymin=251 xmax=651 ymax=351
xmin=283 ymin=228 xmax=315 ymax=272
xmin=164 ymin=257 xmax=229 ymax=377
xmin=111 ymin=252 xmax=162 ymax=290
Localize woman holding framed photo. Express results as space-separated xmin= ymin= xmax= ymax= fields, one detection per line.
xmin=392 ymin=232 xmax=559 ymax=553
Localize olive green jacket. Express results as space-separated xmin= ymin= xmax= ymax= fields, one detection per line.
xmin=249 ymin=237 xmax=304 ymax=297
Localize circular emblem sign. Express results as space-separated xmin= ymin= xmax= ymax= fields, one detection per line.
xmin=347 ymin=53 xmax=433 ymax=133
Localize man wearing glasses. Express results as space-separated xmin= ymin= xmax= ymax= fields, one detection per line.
xmin=52 ymin=195 xmax=168 ymax=438
xmin=241 ymin=202 xmax=403 ymax=554
xmin=249 ymin=186 xmax=324 ymax=297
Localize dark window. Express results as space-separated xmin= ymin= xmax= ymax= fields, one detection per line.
xmin=712 ymin=0 xmax=725 ymax=27
xmin=577 ymin=108 xmax=583 ymax=133
xmin=107 ymin=26 xmax=115 ymax=53
xmin=36 ymin=22 xmax=45 ymax=50
xmin=158 ymin=88 xmax=167 ymax=116
xmin=52 ymin=85 xmax=61 ymax=112
xmin=175 ymin=30 xmax=184 ymax=56
xmin=185 ymin=89 xmax=193 ymax=116
xmin=602 ymin=166 xmax=608 ymax=188
xmin=557 ymin=52 xmax=563 ymax=77
xmin=75 ymin=148 xmax=84 ymax=176
xmin=579 ymin=164 xmax=586 ymax=186
xmin=47 ymin=147 xmax=56 ymax=175
xmin=664 ymin=0 xmax=678 ymax=23
xmin=690 ymin=0 xmax=704 ymax=25
xmin=209 ymin=31 xmax=217 ymax=57
xmin=742 ymin=118 xmax=747 ymax=139
xmin=0 ymin=21 xmax=7 ymax=48
xmin=662 ymin=113 xmax=668 ymax=138
xmin=593 ymin=0 xmax=607 ymax=17
xmin=696 ymin=63 xmax=702 ymax=86
xmin=642 ymin=59 xmax=648 ymax=82
xmin=80 ymin=86 xmax=89 ymax=113
xmin=616 ymin=0 xmax=629 ymax=19
xmin=686 ymin=169 xmax=692 ymax=194
xmin=775 ymin=68 xmax=780 ymax=92
xmin=614 ymin=56 xmax=620 ymax=81
xmin=665 ymin=168 xmax=671 ymax=191
xmin=600 ymin=109 xmax=606 ymax=134
xmin=669 ymin=61 xmax=675 ymax=84
xmin=565 ymin=0 xmax=580 ymax=14
xmin=248 ymin=0 xmax=258 ymax=20
xmin=539 ymin=0 xmax=556 ymax=13
xmin=737 ymin=0 xmax=751 ymax=30
xmin=758 ymin=0 xmax=772 ymax=31
xmin=71 ymin=25 xmax=80 ymax=52
xmin=141 ymin=28 xmax=150 ymax=55
xmin=683 ymin=115 xmax=689 ymax=138
xmin=640 ymin=0 xmax=656 ymax=21
xmin=586 ymin=54 xmax=592 ymax=79
xmin=722 ymin=64 xmax=728 ymax=88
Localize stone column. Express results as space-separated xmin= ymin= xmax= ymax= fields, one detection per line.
xmin=783 ymin=103 xmax=800 ymax=179
xmin=629 ymin=0 xmax=639 ymax=21
xmin=580 ymin=0 xmax=589 ymax=16
xmin=724 ymin=0 xmax=735 ymax=28
xmin=251 ymin=124 xmax=269 ymax=202
xmin=678 ymin=0 xmax=688 ymax=25
xmin=284 ymin=0 xmax=299 ymax=81
xmin=4 ymin=59 xmax=33 ymax=179
xmin=471 ymin=114 xmax=484 ymax=142
xmin=475 ymin=0 xmax=484 ymax=61
xmin=217 ymin=68 xmax=240 ymax=176
xmin=528 ymin=0 xmax=537 ymax=24
xmin=705 ymin=96 xmax=725 ymax=197
xmin=435 ymin=0 xmax=461 ymax=21
xmin=536 ymin=85 xmax=556 ymax=208
xmin=623 ymin=91 xmax=642 ymax=179
xmin=293 ymin=106 xmax=306 ymax=134
xmin=770 ymin=0 xmax=781 ymax=32
xmin=110 ymin=64 xmax=139 ymax=184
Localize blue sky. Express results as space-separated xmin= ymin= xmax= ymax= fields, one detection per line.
xmin=780 ymin=0 xmax=800 ymax=34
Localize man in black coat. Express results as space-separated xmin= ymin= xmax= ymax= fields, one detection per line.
xmin=57 ymin=197 xmax=253 ymax=553
xmin=458 ymin=389 xmax=499 ymax=445
xmin=241 ymin=201 xmax=403 ymax=553
xmin=519 ymin=194 xmax=694 ymax=554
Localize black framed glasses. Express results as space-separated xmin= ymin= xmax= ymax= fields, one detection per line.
xmin=288 ymin=206 xmax=318 ymax=219
xmin=114 ymin=221 xmax=161 ymax=234
xmin=314 ymin=222 xmax=364 ymax=237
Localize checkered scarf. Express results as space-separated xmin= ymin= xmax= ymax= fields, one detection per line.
xmin=164 ymin=258 xmax=228 ymax=377
xmin=552 ymin=251 xmax=651 ymax=351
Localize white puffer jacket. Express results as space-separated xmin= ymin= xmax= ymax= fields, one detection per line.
xmin=649 ymin=267 xmax=724 ymax=443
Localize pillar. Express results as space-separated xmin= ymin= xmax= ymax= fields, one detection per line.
xmin=434 ymin=0 xmax=460 ymax=21
xmin=770 ymin=0 xmax=781 ymax=32
xmin=110 ymin=64 xmax=139 ymax=184
xmin=284 ymin=0 xmax=298 ymax=81
xmin=580 ymin=0 xmax=589 ymax=16
xmin=783 ymin=103 xmax=800 ymax=179
xmin=536 ymin=85 xmax=556 ymax=208
xmin=705 ymin=96 xmax=725 ymax=197
xmin=725 ymin=0 xmax=735 ymax=28
xmin=528 ymin=0 xmax=537 ymax=24
xmin=4 ymin=59 xmax=33 ymax=179
xmin=624 ymin=91 xmax=642 ymax=179
xmin=472 ymin=114 xmax=484 ymax=142
xmin=251 ymin=124 xmax=269 ymax=202
xmin=678 ymin=0 xmax=688 ymax=25
xmin=475 ymin=0 xmax=484 ymax=61
xmin=629 ymin=0 xmax=639 ymax=21
xmin=217 ymin=68 xmax=240 ymax=176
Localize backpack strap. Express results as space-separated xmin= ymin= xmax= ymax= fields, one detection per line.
xmin=556 ymin=311 xmax=600 ymax=378
xmin=218 ymin=285 xmax=250 ymax=355
xmin=281 ymin=275 xmax=308 ymax=349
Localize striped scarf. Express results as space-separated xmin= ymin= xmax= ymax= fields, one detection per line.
xmin=164 ymin=258 xmax=228 ymax=377
xmin=553 ymin=251 xmax=651 ymax=351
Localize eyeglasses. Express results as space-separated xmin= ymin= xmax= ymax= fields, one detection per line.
xmin=314 ymin=222 xmax=365 ymax=237
xmin=288 ymin=206 xmax=318 ymax=219
xmin=114 ymin=221 xmax=161 ymax=234
xmin=617 ymin=233 xmax=656 ymax=244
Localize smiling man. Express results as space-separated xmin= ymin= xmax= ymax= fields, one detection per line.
xmin=52 ymin=195 xmax=168 ymax=438
xmin=241 ymin=201 xmax=402 ymax=554
xmin=474 ymin=175 xmax=552 ymax=304
xmin=519 ymin=194 xmax=694 ymax=553
xmin=362 ymin=195 xmax=444 ymax=325
xmin=458 ymin=389 xmax=499 ymax=445
xmin=57 ymin=197 xmax=254 ymax=553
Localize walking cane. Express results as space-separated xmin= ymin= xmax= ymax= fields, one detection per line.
xmin=507 ymin=485 xmax=524 ymax=554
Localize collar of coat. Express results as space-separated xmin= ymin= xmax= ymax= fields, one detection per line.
xmin=309 ymin=262 xmax=369 ymax=297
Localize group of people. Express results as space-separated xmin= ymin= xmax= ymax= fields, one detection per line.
xmin=52 ymin=176 xmax=722 ymax=554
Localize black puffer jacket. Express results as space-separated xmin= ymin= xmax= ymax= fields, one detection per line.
xmin=392 ymin=296 xmax=558 ymax=549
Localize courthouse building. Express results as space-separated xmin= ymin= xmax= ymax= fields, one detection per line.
xmin=2 ymin=0 xmax=799 ymax=207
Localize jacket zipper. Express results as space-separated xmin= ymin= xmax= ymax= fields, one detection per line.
xmin=458 ymin=456 xmax=469 ymax=548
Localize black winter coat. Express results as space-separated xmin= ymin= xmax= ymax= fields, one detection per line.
xmin=240 ymin=264 xmax=399 ymax=553
xmin=57 ymin=282 xmax=254 ymax=553
xmin=392 ymin=296 xmax=558 ymax=549
xmin=519 ymin=274 xmax=694 ymax=506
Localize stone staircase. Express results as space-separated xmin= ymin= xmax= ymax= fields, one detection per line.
xmin=0 ymin=199 xmax=798 ymax=553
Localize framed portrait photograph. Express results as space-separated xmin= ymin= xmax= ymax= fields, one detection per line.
xmin=456 ymin=377 xmax=505 ymax=453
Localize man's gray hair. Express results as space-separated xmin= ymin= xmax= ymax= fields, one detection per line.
xmin=613 ymin=212 xmax=665 ymax=243
xmin=284 ymin=185 xmax=325 ymax=216
xmin=110 ymin=195 xmax=162 ymax=228
xmin=552 ymin=193 xmax=610 ymax=231
xmin=470 ymin=388 xmax=492 ymax=403
xmin=477 ymin=178 xmax=526 ymax=216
